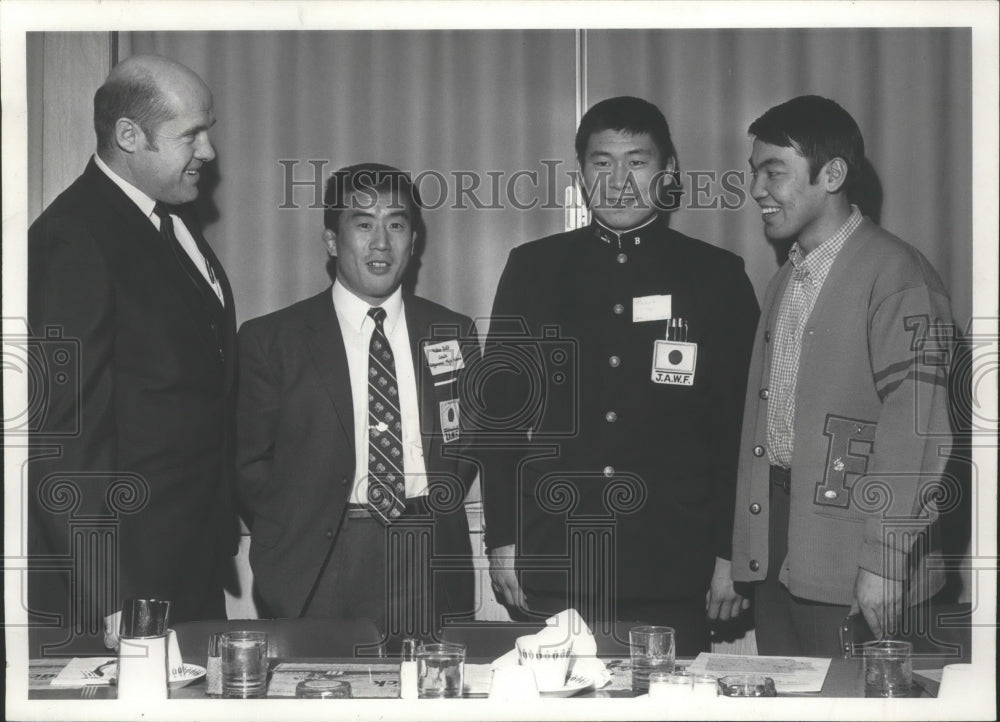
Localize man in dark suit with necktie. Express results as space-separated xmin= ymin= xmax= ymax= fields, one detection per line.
xmin=28 ymin=54 xmax=238 ymax=655
xmin=236 ymin=164 xmax=477 ymax=646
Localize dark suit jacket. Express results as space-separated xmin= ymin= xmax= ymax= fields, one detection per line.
xmin=27 ymin=159 xmax=238 ymax=653
xmin=479 ymin=218 xmax=760 ymax=603
xmin=236 ymin=289 xmax=478 ymax=621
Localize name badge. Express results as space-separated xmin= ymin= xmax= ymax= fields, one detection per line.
xmin=633 ymin=294 xmax=672 ymax=323
xmin=423 ymin=340 xmax=465 ymax=376
xmin=651 ymin=340 xmax=697 ymax=385
xmin=439 ymin=399 xmax=460 ymax=442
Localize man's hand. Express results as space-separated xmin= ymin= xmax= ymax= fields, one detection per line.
xmin=103 ymin=611 xmax=121 ymax=650
xmin=488 ymin=544 xmax=527 ymax=611
xmin=705 ymin=556 xmax=751 ymax=621
xmin=851 ymin=568 xmax=904 ymax=639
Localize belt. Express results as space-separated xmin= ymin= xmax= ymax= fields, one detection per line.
xmin=770 ymin=465 xmax=791 ymax=493
xmin=346 ymin=496 xmax=432 ymax=520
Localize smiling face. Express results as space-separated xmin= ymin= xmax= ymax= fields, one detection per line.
xmin=749 ymin=138 xmax=849 ymax=252
xmin=127 ymin=77 xmax=216 ymax=205
xmin=325 ymin=188 xmax=416 ymax=305
xmin=581 ymin=129 xmax=671 ymax=231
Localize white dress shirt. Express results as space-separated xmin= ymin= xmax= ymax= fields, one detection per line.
xmin=332 ymin=281 xmax=429 ymax=503
xmin=94 ymin=154 xmax=225 ymax=305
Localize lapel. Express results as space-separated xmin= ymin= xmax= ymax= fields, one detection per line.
xmin=403 ymin=296 xmax=437 ymax=467
xmin=303 ymin=289 xmax=355 ymax=444
xmin=174 ymin=206 xmax=228 ymax=311
xmin=86 ymin=161 xmax=224 ymax=361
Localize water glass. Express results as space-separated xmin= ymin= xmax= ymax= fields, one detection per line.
xmin=629 ymin=626 xmax=676 ymax=694
xmin=221 ymin=631 xmax=269 ymax=698
xmin=416 ymin=643 xmax=465 ymax=698
xmin=863 ymin=640 xmax=912 ymax=698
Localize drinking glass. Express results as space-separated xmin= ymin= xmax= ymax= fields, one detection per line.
xmin=416 ymin=643 xmax=465 ymax=698
xmin=863 ymin=640 xmax=912 ymax=698
xmin=629 ymin=626 xmax=675 ymax=694
xmin=221 ymin=631 xmax=268 ymax=698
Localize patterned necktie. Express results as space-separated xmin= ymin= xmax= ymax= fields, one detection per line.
xmin=366 ymin=307 xmax=406 ymax=523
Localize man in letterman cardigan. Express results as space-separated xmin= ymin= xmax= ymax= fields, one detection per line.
xmin=732 ymin=95 xmax=955 ymax=656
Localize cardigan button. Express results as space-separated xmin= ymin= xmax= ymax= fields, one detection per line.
xmin=764 ymin=330 xmax=771 ymax=342
xmin=750 ymin=503 xmax=761 ymax=515
xmin=613 ymin=303 xmax=625 ymax=315
xmin=753 ymin=445 xmax=765 ymax=458
xmin=616 ymin=253 xmax=628 ymax=264
xmin=759 ymin=388 xmax=769 ymax=400
xmin=749 ymin=560 xmax=760 ymax=572
xmin=602 ymin=466 xmax=615 ymax=478
xmin=325 ymin=529 xmax=334 ymax=539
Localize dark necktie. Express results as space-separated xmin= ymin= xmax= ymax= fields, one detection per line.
xmin=366 ymin=307 xmax=406 ymax=523
xmin=152 ymin=202 xmax=219 ymax=291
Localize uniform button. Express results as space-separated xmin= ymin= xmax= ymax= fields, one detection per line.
xmin=605 ymin=411 xmax=618 ymax=423
xmin=602 ymin=466 xmax=615 ymax=478
xmin=612 ymin=303 xmax=625 ymax=315
xmin=749 ymin=560 xmax=760 ymax=572
xmin=764 ymin=330 xmax=771 ymax=342
xmin=753 ymin=445 xmax=765 ymax=457
xmin=341 ymin=476 xmax=349 ymax=485
xmin=750 ymin=503 xmax=761 ymax=515
xmin=325 ymin=529 xmax=334 ymax=539
xmin=824 ymin=490 xmax=838 ymax=500
xmin=759 ymin=388 xmax=769 ymax=400
xmin=807 ymin=329 xmax=814 ymax=335
xmin=616 ymin=253 xmax=628 ymax=264
xmin=608 ymin=355 xmax=621 ymax=368
xmin=218 ymin=349 xmax=225 ymax=362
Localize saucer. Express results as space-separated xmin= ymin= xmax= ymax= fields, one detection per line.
xmin=169 ymin=664 xmax=206 ymax=689
xmin=539 ymin=673 xmax=594 ymax=698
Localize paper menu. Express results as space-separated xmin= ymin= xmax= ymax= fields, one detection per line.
xmin=685 ymin=653 xmax=831 ymax=693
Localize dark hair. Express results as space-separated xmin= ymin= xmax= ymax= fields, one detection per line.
xmin=575 ymin=96 xmax=677 ymax=168
xmin=748 ymin=95 xmax=865 ymax=189
xmin=93 ymin=71 xmax=174 ymax=153
xmin=323 ymin=163 xmax=423 ymax=232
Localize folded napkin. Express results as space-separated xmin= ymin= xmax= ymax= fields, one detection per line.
xmin=51 ymin=629 xmax=187 ymax=687
xmin=50 ymin=657 xmax=117 ymax=686
xmin=492 ymin=609 xmax=611 ymax=689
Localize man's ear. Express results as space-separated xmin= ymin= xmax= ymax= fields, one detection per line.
xmin=114 ymin=118 xmax=141 ymax=154
xmin=322 ymin=227 xmax=337 ymax=256
xmin=822 ymin=157 xmax=849 ymax=193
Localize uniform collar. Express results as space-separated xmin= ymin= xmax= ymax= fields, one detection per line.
xmin=591 ymin=215 xmax=660 ymax=249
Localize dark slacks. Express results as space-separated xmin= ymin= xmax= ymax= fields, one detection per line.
xmin=302 ymin=505 xmax=436 ymax=651
xmin=753 ymin=468 xmax=850 ymax=657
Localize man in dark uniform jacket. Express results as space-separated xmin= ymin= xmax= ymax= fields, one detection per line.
xmin=28 ymin=55 xmax=237 ymax=655
xmin=481 ymin=96 xmax=759 ymax=653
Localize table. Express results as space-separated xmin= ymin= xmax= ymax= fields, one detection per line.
xmin=27 ymin=656 xmax=940 ymax=700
